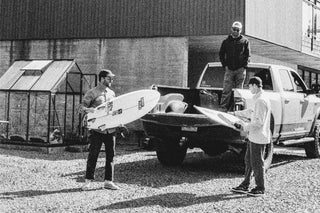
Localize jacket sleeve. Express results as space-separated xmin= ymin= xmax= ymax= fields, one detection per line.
xmin=234 ymin=108 xmax=253 ymax=119
xmin=219 ymin=40 xmax=227 ymax=68
xmin=243 ymin=100 xmax=267 ymax=132
xmin=243 ymin=40 xmax=251 ymax=68
xmin=78 ymin=90 xmax=94 ymax=114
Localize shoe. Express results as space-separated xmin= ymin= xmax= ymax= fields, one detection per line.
xmin=104 ymin=181 xmax=119 ymax=190
xmin=247 ymin=188 xmax=265 ymax=197
xmin=82 ymin=179 xmax=93 ymax=191
xmin=231 ymin=185 xmax=249 ymax=194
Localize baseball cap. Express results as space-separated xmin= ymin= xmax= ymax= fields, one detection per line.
xmin=248 ymin=77 xmax=263 ymax=88
xmin=232 ymin=21 xmax=242 ymax=29
xmin=99 ymin=69 xmax=115 ymax=78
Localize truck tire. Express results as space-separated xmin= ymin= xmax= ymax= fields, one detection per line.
xmin=156 ymin=142 xmax=187 ymax=166
xmin=305 ymin=123 xmax=320 ymax=158
xmin=264 ymin=141 xmax=274 ymax=171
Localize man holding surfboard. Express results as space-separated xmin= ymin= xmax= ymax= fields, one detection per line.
xmin=230 ymin=77 xmax=271 ymax=197
xmin=78 ymin=69 xmax=120 ymax=191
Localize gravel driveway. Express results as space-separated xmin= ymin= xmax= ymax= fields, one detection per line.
xmin=0 ymin=144 xmax=319 ymax=213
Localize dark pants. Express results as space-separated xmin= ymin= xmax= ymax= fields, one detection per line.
xmin=85 ymin=131 xmax=115 ymax=181
xmin=220 ymin=67 xmax=246 ymax=110
xmin=240 ymin=141 xmax=266 ymax=191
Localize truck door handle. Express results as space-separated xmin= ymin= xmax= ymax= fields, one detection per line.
xmin=284 ymin=99 xmax=290 ymax=104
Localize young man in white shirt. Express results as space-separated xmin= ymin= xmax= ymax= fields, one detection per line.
xmin=231 ymin=76 xmax=271 ymax=197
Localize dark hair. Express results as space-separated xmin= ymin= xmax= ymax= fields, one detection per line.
xmin=248 ymin=76 xmax=263 ymax=88
xmin=98 ymin=69 xmax=115 ymax=81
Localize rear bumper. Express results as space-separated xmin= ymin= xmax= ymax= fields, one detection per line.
xmin=142 ymin=113 xmax=246 ymax=145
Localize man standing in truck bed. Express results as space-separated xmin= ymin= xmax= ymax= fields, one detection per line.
xmin=219 ymin=21 xmax=251 ymax=112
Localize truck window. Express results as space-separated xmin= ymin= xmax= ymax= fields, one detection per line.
xmin=200 ymin=67 xmax=225 ymax=88
xmin=253 ymin=69 xmax=273 ymax=90
xmin=279 ymin=69 xmax=294 ymax=92
xmin=243 ymin=68 xmax=273 ymax=90
xmin=290 ymin=71 xmax=307 ymax=92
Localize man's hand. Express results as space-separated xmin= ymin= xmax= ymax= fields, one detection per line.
xmin=233 ymin=122 xmax=243 ymax=130
xmin=118 ymin=124 xmax=129 ymax=138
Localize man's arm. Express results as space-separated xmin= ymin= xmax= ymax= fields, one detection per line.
xmin=243 ymin=100 xmax=267 ymax=132
xmin=219 ymin=40 xmax=227 ymax=68
xmin=243 ymin=39 xmax=251 ymax=68
xmin=78 ymin=91 xmax=95 ymax=114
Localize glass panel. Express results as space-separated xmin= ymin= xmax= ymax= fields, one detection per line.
xmin=51 ymin=94 xmax=81 ymax=144
xmin=49 ymin=94 xmax=65 ymax=144
xmin=311 ymin=72 xmax=317 ymax=86
xmin=302 ymin=1 xmax=313 ymax=52
xmin=304 ymin=71 xmax=311 ymax=87
xmin=199 ymin=66 xmax=274 ymax=90
xmin=200 ymin=66 xmax=225 ymax=88
xmin=0 ymin=92 xmax=8 ymax=138
xmin=278 ymin=69 xmax=294 ymax=92
xmin=290 ymin=71 xmax=307 ymax=92
xmin=22 ymin=60 xmax=52 ymax=70
xmin=8 ymin=92 xmax=28 ymax=141
xmin=314 ymin=7 xmax=320 ymax=53
xmin=29 ymin=93 xmax=49 ymax=143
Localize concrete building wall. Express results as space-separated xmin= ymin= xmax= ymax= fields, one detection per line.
xmin=245 ymin=0 xmax=302 ymax=51
xmin=0 ymin=37 xmax=188 ymax=95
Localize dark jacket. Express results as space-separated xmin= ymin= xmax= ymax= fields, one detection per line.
xmin=219 ymin=35 xmax=250 ymax=71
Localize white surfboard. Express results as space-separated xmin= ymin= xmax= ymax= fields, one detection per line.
xmin=87 ymin=89 xmax=160 ymax=131
xmin=194 ymin=105 xmax=244 ymax=131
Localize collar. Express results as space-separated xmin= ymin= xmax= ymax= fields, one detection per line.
xmin=228 ymin=34 xmax=242 ymax=40
xmin=97 ymin=83 xmax=108 ymax=91
xmin=253 ymin=90 xmax=263 ymax=100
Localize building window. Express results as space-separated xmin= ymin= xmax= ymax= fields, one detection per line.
xmin=298 ymin=65 xmax=319 ymax=89
xmin=303 ymin=0 xmax=320 ymax=54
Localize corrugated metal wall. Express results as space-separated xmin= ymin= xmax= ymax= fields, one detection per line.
xmin=0 ymin=0 xmax=245 ymax=40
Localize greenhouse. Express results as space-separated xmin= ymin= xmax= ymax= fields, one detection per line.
xmin=0 ymin=59 xmax=95 ymax=146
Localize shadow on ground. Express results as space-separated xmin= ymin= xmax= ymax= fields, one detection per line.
xmin=0 ymin=187 xmax=91 ymax=200
xmin=0 ymin=144 xmax=149 ymax=161
xmin=94 ymin=192 xmax=249 ymax=211
xmin=62 ymin=150 xmax=245 ymax=188
xmin=0 ymin=149 xmax=311 ymax=200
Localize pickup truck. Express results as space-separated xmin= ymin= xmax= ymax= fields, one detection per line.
xmin=141 ymin=62 xmax=320 ymax=168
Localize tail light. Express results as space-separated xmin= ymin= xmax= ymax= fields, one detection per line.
xmin=234 ymin=97 xmax=246 ymax=111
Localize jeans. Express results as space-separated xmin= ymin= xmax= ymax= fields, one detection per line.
xmin=240 ymin=141 xmax=266 ymax=191
xmin=220 ymin=67 xmax=246 ymax=110
xmin=85 ymin=130 xmax=115 ymax=181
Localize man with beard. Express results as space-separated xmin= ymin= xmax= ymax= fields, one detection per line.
xmin=79 ymin=69 xmax=120 ymax=191
xmin=219 ymin=21 xmax=251 ymax=112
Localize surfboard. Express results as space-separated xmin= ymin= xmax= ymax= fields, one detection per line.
xmin=194 ymin=105 xmax=245 ymax=131
xmin=86 ymin=89 xmax=160 ymax=131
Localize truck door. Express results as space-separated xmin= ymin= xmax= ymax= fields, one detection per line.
xmin=289 ymin=71 xmax=314 ymax=133
xmin=278 ymin=69 xmax=306 ymax=138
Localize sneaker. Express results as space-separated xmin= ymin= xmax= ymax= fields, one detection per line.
xmin=247 ymin=188 xmax=265 ymax=197
xmin=82 ymin=179 xmax=93 ymax=191
xmin=231 ymin=185 xmax=249 ymax=194
xmin=104 ymin=181 xmax=119 ymax=190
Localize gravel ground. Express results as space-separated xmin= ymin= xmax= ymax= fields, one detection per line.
xmin=0 ymin=144 xmax=319 ymax=213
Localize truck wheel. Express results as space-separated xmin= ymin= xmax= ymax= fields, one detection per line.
xmin=264 ymin=141 xmax=274 ymax=171
xmin=305 ymin=123 xmax=320 ymax=158
xmin=156 ymin=142 xmax=187 ymax=166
